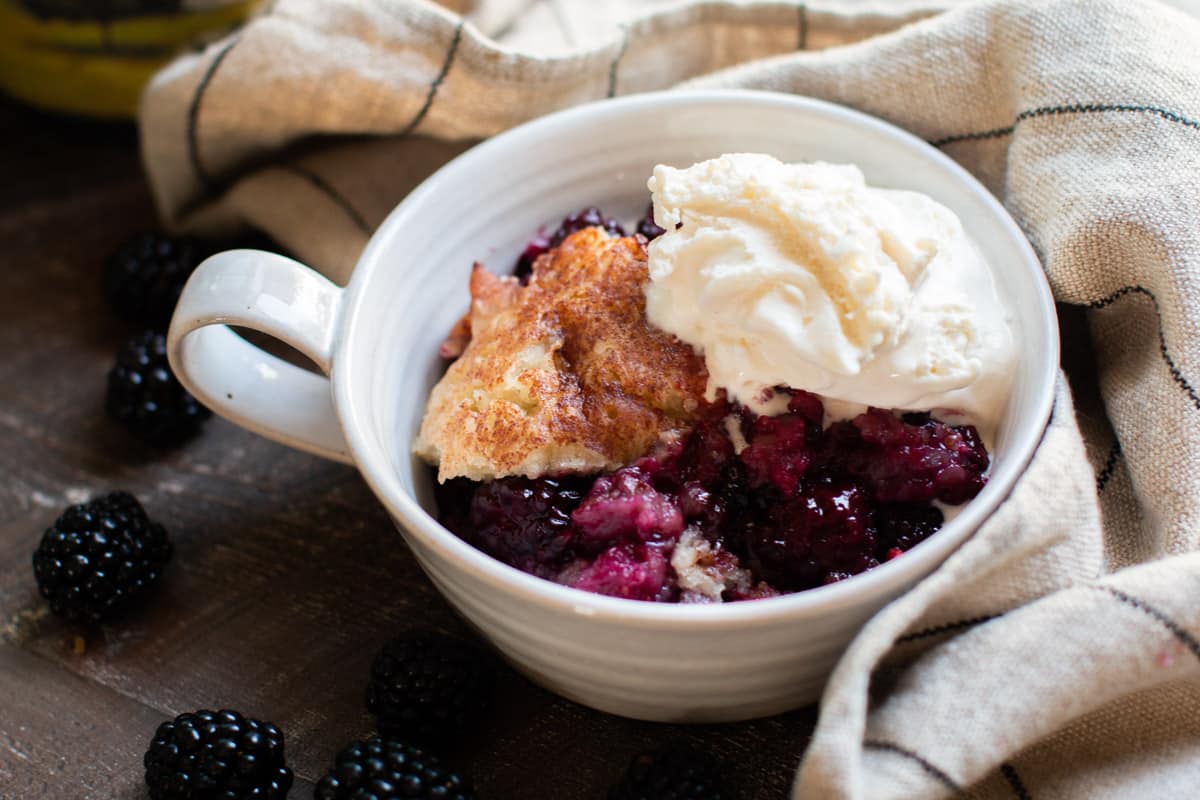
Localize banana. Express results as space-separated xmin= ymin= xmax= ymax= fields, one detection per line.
xmin=0 ymin=0 xmax=257 ymax=118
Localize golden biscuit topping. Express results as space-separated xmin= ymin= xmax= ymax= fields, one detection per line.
xmin=414 ymin=228 xmax=709 ymax=482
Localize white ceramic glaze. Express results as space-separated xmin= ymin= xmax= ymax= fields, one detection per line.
xmin=169 ymin=90 xmax=1058 ymax=723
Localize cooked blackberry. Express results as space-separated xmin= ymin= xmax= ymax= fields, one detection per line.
xmin=744 ymin=478 xmax=879 ymax=590
xmin=823 ymin=408 xmax=989 ymax=505
xmin=560 ymin=540 xmax=675 ymax=602
xmin=513 ymin=207 xmax=627 ymax=282
xmin=144 ymin=709 xmax=292 ymax=800
xmin=106 ymin=329 xmax=211 ymax=445
xmin=877 ymin=503 xmax=944 ymax=559
xmin=465 ymin=477 xmax=589 ymax=578
xmin=32 ymin=491 xmax=171 ymax=622
xmin=103 ymin=232 xmax=203 ymax=327
xmin=572 ymin=464 xmax=683 ymax=544
xmin=609 ymin=744 xmax=724 ymax=800
xmin=366 ymin=632 xmax=495 ymax=744
xmin=548 ymin=206 xmax=625 ymax=247
xmin=512 ymin=232 xmax=551 ymax=283
xmin=635 ymin=203 xmax=666 ymax=241
xmin=314 ymin=736 xmax=474 ymax=800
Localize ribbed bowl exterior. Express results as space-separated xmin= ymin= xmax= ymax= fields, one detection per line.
xmin=403 ymin=524 xmax=893 ymax=722
xmin=331 ymin=92 xmax=1058 ymax=723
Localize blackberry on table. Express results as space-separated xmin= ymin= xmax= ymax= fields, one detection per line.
xmin=32 ymin=491 xmax=171 ymax=623
xmin=609 ymin=744 xmax=725 ymax=800
xmin=144 ymin=709 xmax=292 ymax=800
xmin=366 ymin=632 xmax=495 ymax=744
xmin=103 ymin=232 xmax=203 ymax=327
xmin=315 ymin=736 xmax=474 ymax=800
xmin=106 ymin=329 xmax=211 ymax=446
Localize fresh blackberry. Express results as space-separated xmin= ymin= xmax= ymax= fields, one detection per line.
xmin=314 ymin=736 xmax=474 ymax=800
xmin=144 ymin=709 xmax=292 ymax=800
xmin=366 ymin=632 xmax=495 ymax=744
xmin=32 ymin=491 xmax=171 ymax=622
xmin=106 ymin=329 xmax=211 ymax=445
xmin=609 ymin=744 xmax=724 ymax=800
xmin=103 ymin=232 xmax=203 ymax=327
xmin=548 ymin=206 xmax=625 ymax=247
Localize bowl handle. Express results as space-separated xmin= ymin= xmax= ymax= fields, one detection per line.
xmin=166 ymin=249 xmax=353 ymax=464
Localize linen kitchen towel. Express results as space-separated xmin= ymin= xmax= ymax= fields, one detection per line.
xmin=138 ymin=1 xmax=1200 ymax=797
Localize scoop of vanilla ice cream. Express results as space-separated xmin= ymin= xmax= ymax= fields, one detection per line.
xmin=644 ymin=154 xmax=1016 ymax=427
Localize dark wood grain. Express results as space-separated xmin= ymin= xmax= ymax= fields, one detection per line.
xmin=0 ymin=96 xmax=816 ymax=800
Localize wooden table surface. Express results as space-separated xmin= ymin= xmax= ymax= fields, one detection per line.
xmin=0 ymin=96 xmax=816 ymax=799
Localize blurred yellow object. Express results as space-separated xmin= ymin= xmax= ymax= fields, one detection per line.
xmin=0 ymin=0 xmax=257 ymax=119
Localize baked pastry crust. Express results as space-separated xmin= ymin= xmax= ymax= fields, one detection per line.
xmin=415 ymin=228 xmax=709 ymax=482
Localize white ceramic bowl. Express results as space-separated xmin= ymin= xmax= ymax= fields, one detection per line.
xmin=168 ymin=90 xmax=1057 ymax=723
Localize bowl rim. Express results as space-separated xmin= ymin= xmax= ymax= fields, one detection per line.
xmin=334 ymin=88 xmax=1058 ymax=626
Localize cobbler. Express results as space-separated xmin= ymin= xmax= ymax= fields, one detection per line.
xmin=418 ymin=208 xmax=990 ymax=602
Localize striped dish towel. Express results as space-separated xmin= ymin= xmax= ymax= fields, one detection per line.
xmin=139 ymin=1 xmax=1200 ymax=797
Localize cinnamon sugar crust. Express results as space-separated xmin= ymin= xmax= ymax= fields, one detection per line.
xmin=414 ymin=228 xmax=709 ymax=482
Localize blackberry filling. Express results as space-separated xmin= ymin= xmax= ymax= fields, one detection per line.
xmin=438 ymin=476 xmax=589 ymax=579
xmin=512 ymin=206 xmax=626 ymax=282
xmin=434 ymin=210 xmax=993 ymax=601
xmin=437 ymin=390 xmax=989 ymax=601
